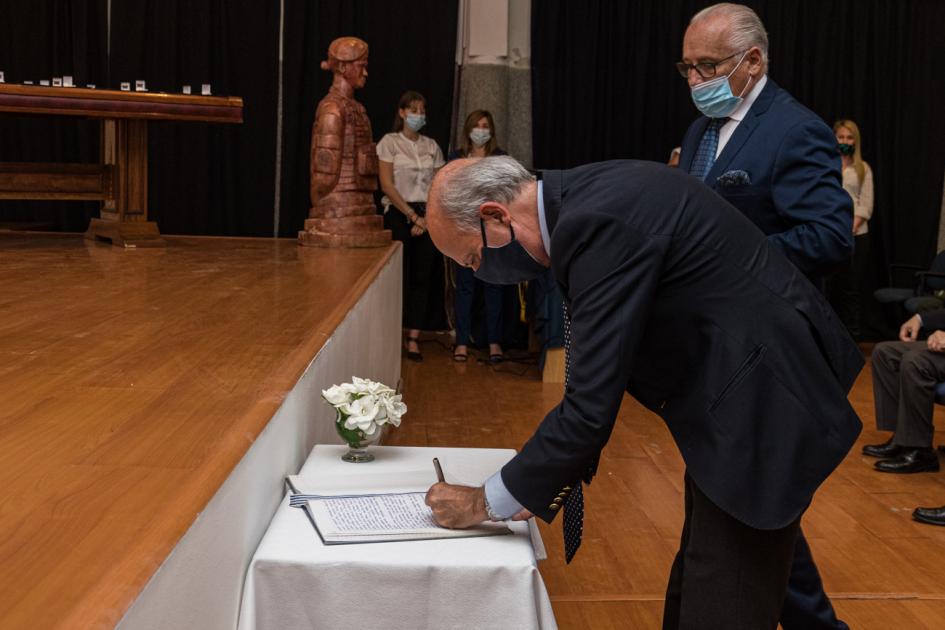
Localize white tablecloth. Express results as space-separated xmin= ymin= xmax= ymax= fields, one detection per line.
xmin=237 ymin=445 xmax=556 ymax=630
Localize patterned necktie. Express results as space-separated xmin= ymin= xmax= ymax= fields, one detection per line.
xmin=562 ymin=305 xmax=585 ymax=564
xmin=689 ymin=117 xmax=726 ymax=181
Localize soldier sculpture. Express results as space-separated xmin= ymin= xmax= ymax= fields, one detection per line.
xmin=299 ymin=37 xmax=390 ymax=247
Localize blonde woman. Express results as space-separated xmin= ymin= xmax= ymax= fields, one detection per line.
xmin=829 ymin=119 xmax=874 ymax=339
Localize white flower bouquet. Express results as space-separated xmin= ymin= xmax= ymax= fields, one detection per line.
xmin=322 ymin=377 xmax=406 ymax=462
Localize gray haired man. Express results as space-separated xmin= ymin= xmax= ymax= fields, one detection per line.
xmin=678 ymin=4 xmax=855 ymax=630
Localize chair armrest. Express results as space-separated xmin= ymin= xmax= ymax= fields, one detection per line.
xmin=890 ymin=263 xmax=927 ymax=272
xmin=887 ymin=263 xmax=929 ymax=288
xmin=917 ymin=271 xmax=945 ymax=293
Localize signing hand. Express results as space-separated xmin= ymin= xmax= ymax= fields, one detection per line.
xmin=928 ymin=330 xmax=945 ymax=353
xmin=410 ymin=224 xmax=425 ymax=237
xmin=900 ymin=315 xmax=922 ymax=342
xmin=425 ymin=482 xmax=488 ymax=529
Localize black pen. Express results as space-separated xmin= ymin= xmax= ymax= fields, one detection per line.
xmin=433 ymin=457 xmax=445 ymax=483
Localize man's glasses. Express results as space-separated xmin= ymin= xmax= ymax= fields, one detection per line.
xmin=675 ymin=50 xmax=746 ymax=79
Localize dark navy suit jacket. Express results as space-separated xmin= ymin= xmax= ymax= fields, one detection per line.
xmin=500 ymin=161 xmax=863 ymax=530
xmin=679 ymin=78 xmax=853 ymax=278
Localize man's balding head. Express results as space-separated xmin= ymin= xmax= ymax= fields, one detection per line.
xmin=426 ymin=155 xmax=543 ymax=271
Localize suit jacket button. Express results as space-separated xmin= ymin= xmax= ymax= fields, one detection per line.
xmin=549 ymin=503 xmax=560 ymax=511
xmin=562 ymin=486 xmax=572 ymax=491
xmin=553 ymin=497 xmax=564 ymax=504
xmin=558 ymin=492 xmax=567 ymax=497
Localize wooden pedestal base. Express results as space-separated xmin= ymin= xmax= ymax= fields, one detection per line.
xmin=298 ymin=216 xmax=391 ymax=248
xmin=85 ymin=218 xmax=165 ymax=248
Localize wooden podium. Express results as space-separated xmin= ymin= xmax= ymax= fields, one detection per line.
xmin=0 ymin=84 xmax=243 ymax=247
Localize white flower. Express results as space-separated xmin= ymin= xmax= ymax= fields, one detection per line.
xmin=341 ymin=395 xmax=381 ymax=434
xmin=351 ymin=376 xmax=394 ymax=396
xmin=380 ymin=394 xmax=407 ymax=427
xmin=324 ymin=377 xmax=406 ymax=436
xmin=322 ymin=384 xmax=353 ymax=406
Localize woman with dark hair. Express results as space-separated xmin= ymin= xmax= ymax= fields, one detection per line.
xmin=377 ymin=90 xmax=447 ymax=361
xmin=447 ymin=110 xmax=507 ymax=363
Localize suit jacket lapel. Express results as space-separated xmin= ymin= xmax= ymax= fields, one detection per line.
xmin=705 ymin=78 xmax=779 ymax=185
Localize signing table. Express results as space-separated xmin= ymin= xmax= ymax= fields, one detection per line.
xmin=238 ymin=445 xmax=556 ymax=630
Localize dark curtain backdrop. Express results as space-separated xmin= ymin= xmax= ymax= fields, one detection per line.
xmin=278 ymin=0 xmax=459 ymax=237
xmin=0 ymin=0 xmax=107 ymax=231
xmin=109 ymin=0 xmax=280 ymax=236
xmin=532 ymin=0 xmax=945 ymax=338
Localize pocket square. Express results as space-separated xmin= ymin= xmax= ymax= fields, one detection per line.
xmin=716 ymin=170 xmax=751 ymax=187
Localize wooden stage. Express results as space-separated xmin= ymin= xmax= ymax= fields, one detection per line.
xmin=0 ymin=233 xmax=401 ymax=629
xmin=7 ymin=230 xmax=945 ymax=629
xmin=391 ymin=341 xmax=945 ymax=629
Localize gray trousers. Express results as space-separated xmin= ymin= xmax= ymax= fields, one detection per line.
xmin=872 ymin=341 xmax=945 ymax=447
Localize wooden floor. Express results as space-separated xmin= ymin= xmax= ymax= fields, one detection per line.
xmin=389 ymin=339 xmax=945 ymax=629
xmin=0 ymin=233 xmax=398 ymax=629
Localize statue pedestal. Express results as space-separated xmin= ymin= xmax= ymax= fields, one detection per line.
xmin=298 ymin=214 xmax=391 ymax=248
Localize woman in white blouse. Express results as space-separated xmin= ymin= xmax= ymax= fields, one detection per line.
xmin=377 ymin=90 xmax=447 ymax=361
xmin=829 ymin=118 xmax=874 ymax=339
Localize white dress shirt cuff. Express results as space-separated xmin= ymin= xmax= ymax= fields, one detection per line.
xmin=484 ymin=471 xmax=524 ymax=519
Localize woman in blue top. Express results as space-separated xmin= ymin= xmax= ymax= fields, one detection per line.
xmin=447 ymin=110 xmax=506 ymax=363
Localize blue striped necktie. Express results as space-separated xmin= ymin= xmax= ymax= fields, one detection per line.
xmin=690 ymin=117 xmax=726 ymax=180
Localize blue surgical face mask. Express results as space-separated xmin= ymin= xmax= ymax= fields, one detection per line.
xmin=469 ymin=128 xmax=491 ymax=146
xmin=405 ymin=113 xmax=426 ymax=131
xmin=689 ymin=51 xmax=751 ymax=119
xmin=474 ymin=219 xmax=547 ymax=285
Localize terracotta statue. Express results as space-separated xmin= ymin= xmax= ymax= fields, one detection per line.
xmin=299 ymin=36 xmax=391 ymax=248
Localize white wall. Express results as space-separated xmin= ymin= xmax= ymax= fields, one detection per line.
xmin=117 ymin=247 xmax=402 ymax=630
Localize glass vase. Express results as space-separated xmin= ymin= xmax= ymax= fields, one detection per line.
xmin=334 ymin=410 xmax=381 ymax=462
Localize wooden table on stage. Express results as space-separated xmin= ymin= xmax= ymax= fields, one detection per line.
xmin=0 ymin=84 xmax=243 ymax=247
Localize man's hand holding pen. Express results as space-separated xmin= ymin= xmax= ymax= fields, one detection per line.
xmin=426 ymin=457 xmax=534 ymax=528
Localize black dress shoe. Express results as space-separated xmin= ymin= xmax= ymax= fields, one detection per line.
xmin=913 ymin=505 xmax=945 ymax=526
xmin=875 ymin=448 xmax=940 ymax=474
xmin=863 ymin=438 xmax=904 ymax=458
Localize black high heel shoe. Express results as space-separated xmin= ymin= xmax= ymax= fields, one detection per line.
xmin=405 ymin=336 xmax=423 ymax=362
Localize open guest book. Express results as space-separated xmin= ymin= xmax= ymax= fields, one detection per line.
xmin=286 ymin=472 xmax=512 ymax=545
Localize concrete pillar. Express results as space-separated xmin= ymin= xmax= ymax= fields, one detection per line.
xmin=454 ymin=0 xmax=532 ymax=167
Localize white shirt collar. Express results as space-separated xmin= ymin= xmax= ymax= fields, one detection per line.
xmin=537 ymin=180 xmax=551 ymax=257
xmin=728 ymin=74 xmax=767 ymax=122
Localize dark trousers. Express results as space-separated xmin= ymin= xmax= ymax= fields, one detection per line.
xmin=453 ymin=265 xmax=504 ymax=346
xmin=828 ymin=233 xmax=870 ymax=339
xmin=872 ymin=340 xmax=945 ymax=447
xmin=662 ymin=474 xmax=799 ymax=630
xmin=781 ymin=535 xmax=848 ymax=629
xmin=384 ymin=203 xmax=447 ymax=331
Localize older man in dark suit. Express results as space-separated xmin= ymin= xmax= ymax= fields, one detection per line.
xmin=863 ymin=310 xmax=945 ymax=477
xmin=423 ymin=156 xmax=862 ymax=629
xmin=677 ymin=4 xmax=855 ymax=628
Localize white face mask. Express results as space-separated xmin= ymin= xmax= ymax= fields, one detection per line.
xmin=469 ymin=128 xmax=491 ymax=146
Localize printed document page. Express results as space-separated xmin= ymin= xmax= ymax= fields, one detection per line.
xmin=303 ymin=491 xmax=510 ymax=544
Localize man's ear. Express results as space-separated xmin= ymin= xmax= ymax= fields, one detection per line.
xmin=747 ymin=46 xmax=763 ymax=73
xmin=479 ymin=202 xmax=510 ymax=224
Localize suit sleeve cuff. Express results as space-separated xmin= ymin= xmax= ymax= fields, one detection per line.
xmin=484 ymin=471 xmax=524 ymax=519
